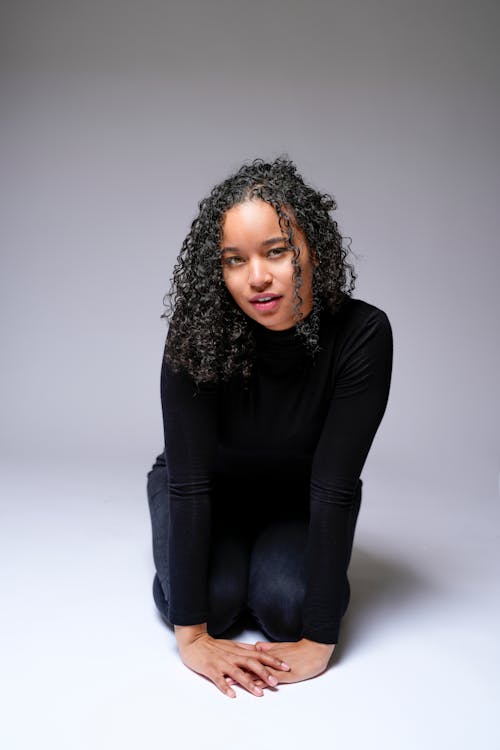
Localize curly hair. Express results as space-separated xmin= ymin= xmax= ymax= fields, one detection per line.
xmin=161 ymin=156 xmax=357 ymax=383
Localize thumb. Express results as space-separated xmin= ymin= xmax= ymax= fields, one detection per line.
xmin=254 ymin=641 xmax=273 ymax=651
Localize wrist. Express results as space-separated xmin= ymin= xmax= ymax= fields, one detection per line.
xmin=174 ymin=623 xmax=208 ymax=647
xmin=300 ymin=638 xmax=336 ymax=659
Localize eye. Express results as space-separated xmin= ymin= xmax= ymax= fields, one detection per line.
xmin=222 ymin=256 xmax=244 ymax=267
xmin=268 ymin=247 xmax=288 ymax=258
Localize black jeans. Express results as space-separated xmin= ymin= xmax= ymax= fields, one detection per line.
xmin=146 ymin=450 xmax=358 ymax=642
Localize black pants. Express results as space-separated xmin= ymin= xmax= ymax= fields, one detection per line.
xmin=146 ymin=451 xmax=358 ymax=642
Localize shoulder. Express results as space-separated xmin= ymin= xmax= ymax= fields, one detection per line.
xmin=325 ymin=295 xmax=391 ymax=332
xmin=161 ymin=340 xmax=220 ymax=401
xmin=321 ymin=296 xmax=392 ymax=345
xmin=319 ymin=296 xmax=393 ymax=372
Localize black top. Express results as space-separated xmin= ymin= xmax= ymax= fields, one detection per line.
xmin=160 ymin=296 xmax=393 ymax=643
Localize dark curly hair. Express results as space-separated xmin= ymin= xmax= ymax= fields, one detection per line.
xmin=161 ymin=156 xmax=357 ymax=383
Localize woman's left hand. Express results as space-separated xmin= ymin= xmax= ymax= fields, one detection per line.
xmin=250 ymin=638 xmax=336 ymax=684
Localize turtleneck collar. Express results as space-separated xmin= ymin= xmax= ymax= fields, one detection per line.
xmin=249 ymin=309 xmax=317 ymax=371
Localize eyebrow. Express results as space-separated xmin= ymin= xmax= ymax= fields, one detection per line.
xmin=221 ymin=236 xmax=285 ymax=253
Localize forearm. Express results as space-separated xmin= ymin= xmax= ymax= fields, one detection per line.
xmin=161 ymin=353 xmax=218 ymax=625
xmin=301 ymin=500 xmax=356 ymax=642
xmin=167 ymin=494 xmax=212 ymax=623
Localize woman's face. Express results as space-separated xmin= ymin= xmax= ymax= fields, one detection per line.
xmin=220 ymin=199 xmax=315 ymax=331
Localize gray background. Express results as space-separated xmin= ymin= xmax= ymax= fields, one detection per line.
xmin=1 ymin=1 xmax=499 ymax=748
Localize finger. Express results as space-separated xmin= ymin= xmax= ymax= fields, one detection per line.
xmin=215 ymin=640 xmax=259 ymax=656
xmin=232 ymin=641 xmax=258 ymax=650
xmin=242 ymin=657 xmax=280 ymax=688
xmin=227 ymin=665 xmax=265 ymax=697
xmin=217 ymin=639 xmax=256 ymax=651
xmin=244 ymin=677 xmax=268 ymax=689
xmin=252 ymin=650 xmax=292 ymax=671
xmin=255 ymin=641 xmax=273 ymax=650
xmin=214 ymin=641 xmax=290 ymax=671
xmin=214 ymin=673 xmax=236 ymax=698
xmin=226 ymin=675 xmax=266 ymax=689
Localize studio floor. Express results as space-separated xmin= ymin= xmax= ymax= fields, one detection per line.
xmin=2 ymin=457 xmax=498 ymax=750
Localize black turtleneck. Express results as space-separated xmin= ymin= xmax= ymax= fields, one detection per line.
xmin=160 ymin=296 xmax=393 ymax=643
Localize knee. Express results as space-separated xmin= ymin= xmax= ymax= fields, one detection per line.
xmin=247 ymin=520 xmax=307 ymax=641
xmin=247 ymin=574 xmax=305 ymax=642
xmin=206 ymin=543 xmax=249 ymax=637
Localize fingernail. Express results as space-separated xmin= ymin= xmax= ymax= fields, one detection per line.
xmin=281 ymin=661 xmax=291 ymax=670
xmin=268 ymin=675 xmax=278 ymax=686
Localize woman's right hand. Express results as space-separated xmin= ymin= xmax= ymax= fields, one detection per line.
xmin=175 ymin=628 xmax=291 ymax=698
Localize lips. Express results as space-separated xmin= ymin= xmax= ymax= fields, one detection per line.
xmin=249 ymin=294 xmax=282 ymax=303
xmin=249 ymin=294 xmax=283 ymax=312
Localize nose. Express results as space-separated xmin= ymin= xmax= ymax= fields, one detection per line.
xmin=248 ymin=257 xmax=272 ymax=288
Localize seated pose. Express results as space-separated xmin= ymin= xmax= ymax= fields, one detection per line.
xmin=146 ymin=156 xmax=393 ymax=698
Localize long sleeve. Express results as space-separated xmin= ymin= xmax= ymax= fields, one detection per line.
xmin=160 ymin=347 xmax=219 ymax=624
xmin=301 ymin=308 xmax=393 ymax=643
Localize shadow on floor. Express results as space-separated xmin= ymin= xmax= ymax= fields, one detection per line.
xmin=332 ymin=544 xmax=439 ymax=665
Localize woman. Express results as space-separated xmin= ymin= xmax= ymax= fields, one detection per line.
xmin=146 ymin=156 xmax=393 ymax=698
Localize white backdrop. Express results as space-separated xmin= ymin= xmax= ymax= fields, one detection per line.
xmin=2 ymin=0 xmax=499 ymax=488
